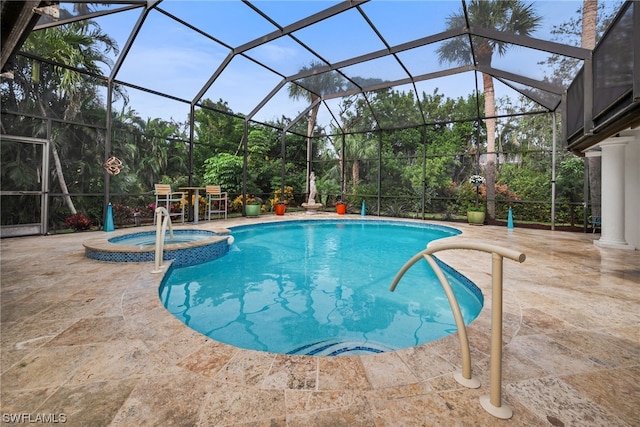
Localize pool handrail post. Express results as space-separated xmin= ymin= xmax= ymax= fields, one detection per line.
xmin=478 ymin=252 xmax=513 ymax=419
xmin=421 ymin=253 xmax=478 ymax=388
xmin=390 ymin=250 xmax=478 ymax=388
xmin=152 ymin=207 xmax=173 ymax=274
xmin=390 ymin=238 xmax=525 ymax=420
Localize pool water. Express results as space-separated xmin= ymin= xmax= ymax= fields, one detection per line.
xmin=159 ymin=220 xmax=483 ymax=355
xmin=109 ymin=230 xmax=215 ymax=246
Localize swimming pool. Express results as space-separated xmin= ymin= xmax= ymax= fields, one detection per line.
xmin=159 ymin=220 xmax=483 ymax=355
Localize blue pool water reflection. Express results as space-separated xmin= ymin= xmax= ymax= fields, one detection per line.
xmin=108 ymin=229 xmax=216 ymax=246
xmin=159 ymin=220 xmax=483 ymax=356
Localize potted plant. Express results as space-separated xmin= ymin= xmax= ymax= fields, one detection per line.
xmin=467 ymin=174 xmax=486 ymax=225
xmin=335 ymin=197 xmax=347 ymax=215
xmin=274 ymin=200 xmax=287 ymax=216
xmin=270 ymin=186 xmax=294 ymax=216
xmin=244 ymin=195 xmax=263 ymax=217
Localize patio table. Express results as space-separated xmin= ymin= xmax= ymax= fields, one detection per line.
xmin=179 ymin=187 xmax=205 ymax=224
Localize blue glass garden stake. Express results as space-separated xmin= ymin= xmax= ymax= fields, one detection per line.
xmin=361 ymin=200 xmax=366 ymax=216
xmin=507 ymin=206 xmax=514 ymax=229
xmin=104 ymin=203 xmax=115 ymax=232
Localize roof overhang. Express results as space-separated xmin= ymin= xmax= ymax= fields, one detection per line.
xmin=0 ymin=0 xmax=58 ymax=74
xmin=564 ymin=1 xmax=640 ymax=154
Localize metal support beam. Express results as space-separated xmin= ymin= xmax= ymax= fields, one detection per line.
xmin=469 ymin=26 xmax=591 ymax=60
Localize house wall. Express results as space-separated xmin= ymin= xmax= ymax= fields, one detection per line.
xmin=623 ymin=128 xmax=640 ymax=250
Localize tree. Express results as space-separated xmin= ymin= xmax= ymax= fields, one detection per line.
xmin=287 ymin=61 xmax=344 ymax=195
xmin=556 ymin=157 xmax=585 ymax=225
xmin=21 ymin=19 xmax=119 ymax=214
xmin=203 ymin=153 xmax=244 ymax=194
xmin=541 ymin=1 xmax=620 ymax=86
xmin=437 ymin=0 xmax=541 ymax=219
xmin=341 ymin=133 xmax=378 ymax=191
xmin=193 ymin=98 xmax=244 ymax=178
xmin=136 ymin=118 xmax=189 ymax=189
xmin=541 ymin=0 xmax=622 ymax=219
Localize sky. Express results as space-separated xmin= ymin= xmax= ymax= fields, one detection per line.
xmin=76 ymin=0 xmax=622 ymax=129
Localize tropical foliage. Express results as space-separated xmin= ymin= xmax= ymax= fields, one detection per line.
xmin=437 ymin=0 xmax=542 ymax=220
xmin=2 ymin=4 xmax=616 ymax=231
xmin=270 ymin=186 xmax=294 ymax=208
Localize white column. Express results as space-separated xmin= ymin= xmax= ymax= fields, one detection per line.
xmin=594 ymin=136 xmax=633 ymax=250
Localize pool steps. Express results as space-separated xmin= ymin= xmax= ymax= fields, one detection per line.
xmin=287 ymin=339 xmax=395 ymax=356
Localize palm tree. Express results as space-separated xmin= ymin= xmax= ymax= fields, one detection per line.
xmin=136 ymin=118 xmax=189 ymax=189
xmin=342 ymin=133 xmax=377 ymax=191
xmin=287 ymin=61 xmax=344 ymax=195
xmin=437 ymin=0 xmax=541 ymax=219
xmin=23 ymin=19 xmax=119 ymax=214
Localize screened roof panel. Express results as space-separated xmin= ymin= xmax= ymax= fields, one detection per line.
xmin=396 ymin=38 xmax=473 ymax=77
xmin=243 ymin=36 xmax=319 ymax=77
xmin=116 ymin=10 xmax=230 ymax=99
xmin=414 ymin=72 xmax=480 ymax=103
xmin=359 ymin=1 xmax=460 ymax=46
xmin=414 ymin=74 xmax=482 ymax=123
xmin=495 ymin=78 xmax=561 ymax=111
xmin=247 ymin=84 xmax=309 ymax=125
xmin=249 ymin=1 xmax=342 ymax=27
xmin=367 ymin=83 xmax=422 ymax=129
xmin=291 ymin=8 xmax=387 ymax=63
xmin=21 ymin=19 xmax=123 ymax=79
xmin=156 ymin=1 xmax=277 ymax=48
xmin=477 ymin=39 xmax=569 ymax=87
xmin=526 ymin=1 xmax=582 ymax=46
xmin=88 ymin=10 xmax=140 ymax=75
xmin=290 ymin=68 xmax=344 ymax=97
xmin=112 ymin=86 xmax=190 ymax=122
xmin=492 ymin=79 xmax=545 ymax=115
xmin=337 ymin=56 xmax=410 ymax=88
xmin=9 ymin=0 xmax=627 ymax=133
xmin=200 ymin=55 xmax=285 ymax=118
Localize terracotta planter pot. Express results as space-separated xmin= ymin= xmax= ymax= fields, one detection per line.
xmin=467 ymin=210 xmax=486 ymax=225
xmin=336 ymin=204 xmax=347 ymax=215
xmin=245 ymin=204 xmax=261 ymax=217
xmin=274 ymin=203 xmax=286 ymax=216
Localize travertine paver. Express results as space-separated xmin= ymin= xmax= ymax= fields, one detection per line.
xmin=1 ymin=214 xmax=639 ymax=426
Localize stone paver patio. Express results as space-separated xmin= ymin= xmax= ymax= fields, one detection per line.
xmin=1 ymin=214 xmax=638 ymax=426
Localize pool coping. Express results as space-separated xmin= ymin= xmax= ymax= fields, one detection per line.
xmin=82 ymin=226 xmax=233 ymax=266
xmin=82 ymin=226 xmax=232 ymax=254
xmin=2 ymin=213 xmax=637 ymax=425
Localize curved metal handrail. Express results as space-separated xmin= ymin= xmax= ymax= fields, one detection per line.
xmin=390 ymin=238 xmax=525 ymax=419
xmin=152 ymin=207 xmax=173 ymax=274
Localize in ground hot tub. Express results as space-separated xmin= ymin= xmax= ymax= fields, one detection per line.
xmin=84 ymin=228 xmax=232 ymax=266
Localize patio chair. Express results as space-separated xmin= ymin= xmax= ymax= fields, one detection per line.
xmin=206 ymin=185 xmax=227 ymax=220
xmin=154 ymin=184 xmax=185 ymax=224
